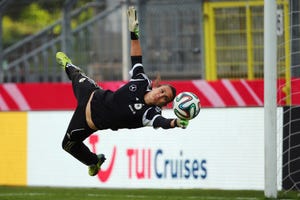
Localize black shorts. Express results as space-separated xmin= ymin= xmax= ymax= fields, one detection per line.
xmin=65 ymin=65 xmax=100 ymax=141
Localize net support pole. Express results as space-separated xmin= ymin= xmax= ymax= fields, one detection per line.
xmin=121 ymin=1 xmax=129 ymax=81
xmin=264 ymin=0 xmax=277 ymax=198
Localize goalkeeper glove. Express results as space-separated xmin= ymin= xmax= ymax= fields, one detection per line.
xmin=176 ymin=118 xmax=189 ymax=129
xmin=127 ymin=6 xmax=139 ymax=38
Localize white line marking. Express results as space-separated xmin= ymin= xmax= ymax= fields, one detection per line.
xmin=0 ymin=192 xmax=47 ymax=196
xmin=87 ymin=193 xmax=261 ymax=200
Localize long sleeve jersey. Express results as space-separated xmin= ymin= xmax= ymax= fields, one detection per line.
xmin=90 ymin=56 xmax=174 ymax=131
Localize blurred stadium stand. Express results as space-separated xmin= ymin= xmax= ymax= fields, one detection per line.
xmin=0 ymin=0 xmax=203 ymax=82
xmin=0 ymin=0 xmax=299 ymax=83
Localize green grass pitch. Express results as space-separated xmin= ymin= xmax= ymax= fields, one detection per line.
xmin=0 ymin=186 xmax=299 ymax=200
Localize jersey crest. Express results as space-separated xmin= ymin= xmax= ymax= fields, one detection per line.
xmin=134 ymin=103 xmax=143 ymax=110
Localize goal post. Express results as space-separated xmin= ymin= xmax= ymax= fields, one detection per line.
xmin=264 ymin=0 xmax=277 ymax=198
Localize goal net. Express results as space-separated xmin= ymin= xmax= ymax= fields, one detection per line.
xmin=277 ymin=0 xmax=300 ymax=193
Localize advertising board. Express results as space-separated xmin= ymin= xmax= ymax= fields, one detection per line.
xmin=25 ymin=108 xmax=273 ymax=190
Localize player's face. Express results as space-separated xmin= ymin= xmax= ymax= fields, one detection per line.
xmin=149 ymin=85 xmax=174 ymax=106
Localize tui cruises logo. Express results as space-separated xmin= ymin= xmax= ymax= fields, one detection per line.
xmin=88 ymin=134 xmax=207 ymax=182
xmin=89 ymin=135 xmax=116 ymax=182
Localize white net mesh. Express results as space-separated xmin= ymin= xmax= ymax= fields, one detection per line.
xmin=277 ymin=0 xmax=300 ymax=192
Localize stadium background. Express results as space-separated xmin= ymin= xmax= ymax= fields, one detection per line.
xmin=0 ymin=0 xmax=299 ymax=197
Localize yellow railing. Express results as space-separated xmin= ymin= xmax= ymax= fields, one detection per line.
xmin=204 ymin=0 xmax=290 ymax=88
xmin=204 ymin=0 xmax=290 ymax=80
xmin=282 ymin=0 xmax=291 ymax=104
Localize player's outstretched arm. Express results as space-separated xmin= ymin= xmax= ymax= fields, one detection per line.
xmin=127 ymin=6 xmax=142 ymax=57
xmin=174 ymin=118 xmax=189 ymax=129
xmin=154 ymin=116 xmax=189 ymax=129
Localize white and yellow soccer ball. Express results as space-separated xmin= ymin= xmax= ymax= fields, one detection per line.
xmin=173 ymin=92 xmax=201 ymax=120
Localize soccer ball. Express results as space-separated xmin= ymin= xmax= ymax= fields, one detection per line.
xmin=173 ymin=92 xmax=201 ymax=120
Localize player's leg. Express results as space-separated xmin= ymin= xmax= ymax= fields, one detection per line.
xmin=62 ymin=105 xmax=98 ymax=165
xmin=56 ymin=52 xmax=72 ymax=69
xmin=56 ymin=51 xmax=99 ymax=102
xmin=67 ymin=67 xmax=99 ymax=103
xmin=56 ymin=52 xmax=105 ymax=176
xmin=62 ymin=105 xmax=106 ymax=176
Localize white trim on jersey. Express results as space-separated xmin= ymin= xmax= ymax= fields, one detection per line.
xmin=141 ymin=74 xmax=152 ymax=91
xmin=142 ymin=107 xmax=160 ymax=127
xmin=129 ymin=63 xmax=143 ymax=78
xmin=129 ymin=63 xmax=152 ymax=91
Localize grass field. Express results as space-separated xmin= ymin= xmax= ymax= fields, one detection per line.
xmin=0 ymin=186 xmax=299 ymax=200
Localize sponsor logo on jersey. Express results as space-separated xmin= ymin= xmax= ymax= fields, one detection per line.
xmin=128 ymin=105 xmax=136 ymax=114
xmin=129 ymin=84 xmax=137 ymax=92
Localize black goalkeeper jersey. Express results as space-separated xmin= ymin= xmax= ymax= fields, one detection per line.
xmin=90 ymin=59 xmax=171 ymax=131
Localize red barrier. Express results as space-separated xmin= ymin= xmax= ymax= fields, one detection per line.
xmin=0 ymin=79 xmax=299 ymax=111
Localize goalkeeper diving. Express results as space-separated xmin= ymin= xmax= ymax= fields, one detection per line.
xmin=56 ymin=6 xmax=189 ymax=176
